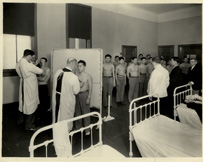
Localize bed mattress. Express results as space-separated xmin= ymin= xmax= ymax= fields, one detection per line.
xmin=77 ymin=145 xmax=125 ymax=158
xmin=131 ymin=115 xmax=202 ymax=157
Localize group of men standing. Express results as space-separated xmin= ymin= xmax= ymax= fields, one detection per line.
xmin=102 ymin=53 xmax=154 ymax=107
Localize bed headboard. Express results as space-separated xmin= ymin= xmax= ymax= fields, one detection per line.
xmin=129 ymin=95 xmax=160 ymax=130
xmin=173 ymin=83 xmax=193 ymax=120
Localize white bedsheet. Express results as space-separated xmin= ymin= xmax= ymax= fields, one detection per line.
xmin=132 ymin=115 xmax=202 ymax=157
xmin=77 ymin=145 xmax=125 ymax=158
xmin=177 ymin=104 xmax=202 ymax=129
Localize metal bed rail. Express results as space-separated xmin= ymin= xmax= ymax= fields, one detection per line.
xmin=173 ymin=83 xmax=193 ymax=121
xmin=29 ymin=111 xmax=102 ymax=158
xmin=129 ymin=95 xmax=160 ymax=157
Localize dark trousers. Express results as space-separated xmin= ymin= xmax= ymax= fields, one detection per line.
xmin=36 ymin=85 xmax=49 ymax=119
xmin=152 ymin=97 xmax=169 ymax=117
xmin=17 ymin=111 xmax=35 ymax=130
xmin=75 ymin=91 xmax=90 ymax=133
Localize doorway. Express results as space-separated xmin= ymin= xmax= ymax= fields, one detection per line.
xmin=178 ymin=44 xmax=202 ymax=63
xmin=158 ymin=45 xmax=174 ymax=62
xmin=122 ymin=45 xmax=137 ymax=64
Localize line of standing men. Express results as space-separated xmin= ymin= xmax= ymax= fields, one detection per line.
xmin=102 ymin=53 xmax=154 ymax=107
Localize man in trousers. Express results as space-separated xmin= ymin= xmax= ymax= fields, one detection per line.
xmin=115 ymin=57 xmax=126 ymax=105
xmin=75 ymin=60 xmax=93 ymax=136
xmin=16 ymin=49 xmax=44 ymax=131
xmin=127 ymin=57 xmax=140 ymax=103
xmin=52 ymin=58 xmax=80 ymax=130
xmin=139 ymin=57 xmax=148 ymax=97
xmin=103 ymin=54 xmax=115 ymax=108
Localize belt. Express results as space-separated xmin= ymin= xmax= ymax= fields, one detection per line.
xmin=130 ymin=76 xmax=139 ymax=78
xmin=117 ymin=75 xmax=125 ymax=77
xmin=103 ymin=76 xmax=112 ymax=78
xmin=79 ymin=90 xmax=88 ymax=94
xmin=140 ymin=73 xmax=146 ymax=75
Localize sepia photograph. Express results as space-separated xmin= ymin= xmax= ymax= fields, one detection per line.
xmin=1 ymin=0 xmax=202 ymax=161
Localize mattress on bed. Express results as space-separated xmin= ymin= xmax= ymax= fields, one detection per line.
xmin=131 ymin=115 xmax=202 ymax=157
xmin=77 ymin=145 xmax=125 ymax=158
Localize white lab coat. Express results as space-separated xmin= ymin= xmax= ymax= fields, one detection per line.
xmin=52 ymin=67 xmax=80 ymax=126
xmin=16 ymin=58 xmax=43 ymax=115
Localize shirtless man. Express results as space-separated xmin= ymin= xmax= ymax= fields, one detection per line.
xmin=75 ymin=60 xmax=92 ymax=136
xmin=127 ymin=57 xmax=140 ymax=103
xmin=138 ymin=53 xmax=143 ymax=65
xmin=103 ymin=54 xmax=115 ymax=108
xmin=139 ymin=57 xmax=148 ymax=97
xmin=115 ymin=57 xmax=126 ymax=105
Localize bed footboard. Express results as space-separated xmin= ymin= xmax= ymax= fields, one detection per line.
xmin=129 ymin=95 xmax=160 ymax=157
xmin=29 ymin=112 xmax=102 ymax=158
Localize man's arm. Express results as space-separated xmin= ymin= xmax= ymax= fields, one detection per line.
xmin=29 ymin=62 xmax=43 ymax=75
xmin=112 ymin=64 xmax=116 ymax=87
xmin=115 ymin=66 xmax=118 ymax=85
xmin=86 ymin=75 xmax=93 ymax=105
xmin=38 ymin=69 xmax=51 ymax=83
xmin=127 ymin=65 xmax=130 ymax=79
xmin=73 ymin=76 xmax=80 ymax=95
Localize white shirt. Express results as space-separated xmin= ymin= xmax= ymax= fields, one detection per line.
xmin=147 ymin=64 xmax=169 ymax=98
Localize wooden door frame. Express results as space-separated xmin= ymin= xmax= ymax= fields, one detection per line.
xmin=158 ymin=45 xmax=174 ymax=58
xmin=122 ymin=45 xmax=137 ymax=58
xmin=178 ymin=44 xmax=202 ymax=61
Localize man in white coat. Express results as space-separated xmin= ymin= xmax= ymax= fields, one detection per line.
xmin=16 ymin=49 xmax=44 ymax=131
xmin=52 ymin=58 xmax=80 ymax=130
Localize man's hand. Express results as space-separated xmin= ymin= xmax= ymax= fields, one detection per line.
xmin=86 ymin=97 xmax=90 ymax=105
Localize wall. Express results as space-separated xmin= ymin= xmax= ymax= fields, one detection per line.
xmin=36 ymin=3 xmax=66 ymax=67
xmin=92 ymin=7 xmax=158 ymax=59
xmin=158 ymin=16 xmax=202 ymax=56
xmin=3 ymin=76 xmax=20 ymax=104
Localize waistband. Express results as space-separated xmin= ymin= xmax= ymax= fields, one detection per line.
xmin=130 ymin=76 xmax=139 ymax=78
xmin=103 ymin=76 xmax=112 ymax=78
xmin=79 ymin=90 xmax=88 ymax=94
xmin=140 ymin=73 xmax=146 ymax=75
xmin=117 ymin=75 xmax=125 ymax=77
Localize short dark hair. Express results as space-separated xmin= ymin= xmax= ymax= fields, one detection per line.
xmin=119 ymin=57 xmax=124 ymax=61
xmin=105 ymin=54 xmax=112 ymax=58
xmin=130 ymin=56 xmax=135 ymax=60
xmin=149 ymin=57 xmax=152 ymax=59
xmin=41 ymin=57 xmax=47 ymax=62
xmin=190 ymin=58 xmax=198 ymax=62
xmin=152 ymin=56 xmax=161 ymax=63
xmin=23 ymin=49 xmax=35 ymax=57
xmin=141 ymin=57 xmax=146 ymax=60
xmin=139 ymin=53 xmax=143 ymax=57
xmin=171 ymin=57 xmax=180 ymax=63
xmin=115 ymin=55 xmax=119 ymax=59
xmin=78 ymin=60 xmax=86 ymax=66
xmin=146 ymin=54 xmax=151 ymax=57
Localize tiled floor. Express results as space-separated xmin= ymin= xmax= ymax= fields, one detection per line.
xmin=2 ymin=90 xmax=142 ymax=158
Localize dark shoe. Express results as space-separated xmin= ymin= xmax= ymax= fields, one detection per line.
xmin=120 ymin=101 xmax=125 ymax=105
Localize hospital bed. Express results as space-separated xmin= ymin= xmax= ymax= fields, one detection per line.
xmin=29 ymin=112 xmax=124 ymax=158
xmin=129 ymin=84 xmax=202 ymax=157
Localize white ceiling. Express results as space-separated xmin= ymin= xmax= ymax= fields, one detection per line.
xmin=132 ymin=4 xmax=201 ymax=14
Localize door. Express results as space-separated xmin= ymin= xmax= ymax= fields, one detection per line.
xmin=158 ymin=45 xmax=174 ymax=61
xmin=178 ymin=44 xmax=202 ymax=63
xmin=122 ymin=45 xmax=137 ymax=64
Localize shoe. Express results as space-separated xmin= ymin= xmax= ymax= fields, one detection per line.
xmin=120 ymin=102 xmax=125 ymax=105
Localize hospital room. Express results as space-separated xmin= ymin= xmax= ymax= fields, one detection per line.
xmin=1 ymin=1 xmax=203 ymax=160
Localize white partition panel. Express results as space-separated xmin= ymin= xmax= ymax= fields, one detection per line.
xmin=51 ymin=48 xmax=103 ymax=109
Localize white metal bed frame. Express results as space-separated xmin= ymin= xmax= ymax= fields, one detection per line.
xmin=29 ymin=112 xmax=102 ymax=158
xmin=129 ymin=95 xmax=160 ymax=157
xmin=173 ymin=83 xmax=193 ymax=121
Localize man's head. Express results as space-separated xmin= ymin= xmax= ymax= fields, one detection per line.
xmin=183 ymin=57 xmax=189 ymax=63
xmin=190 ymin=58 xmax=198 ymax=67
xmin=23 ymin=49 xmax=35 ymax=62
xmin=66 ymin=57 xmax=78 ymax=72
xmin=146 ymin=54 xmax=151 ymax=59
xmin=133 ymin=57 xmax=138 ymax=64
xmin=78 ymin=60 xmax=86 ymax=73
xmin=141 ymin=57 xmax=146 ymax=64
xmin=138 ymin=53 xmax=143 ymax=58
xmin=115 ymin=56 xmax=119 ymax=62
xmin=119 ymin=57 xmax=124 ymax=64
xmin=105 ymin=54 xmax=112 ymax=63
xmin=149 ymin=57 xmax=153 ymax=62
xmin=152 ymin=56 xmax=161 ymax=67
xmin=40 ymin=57 xmax=47 ymax=66
xmin=171 ymin=57 xmax=180 ymax=67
